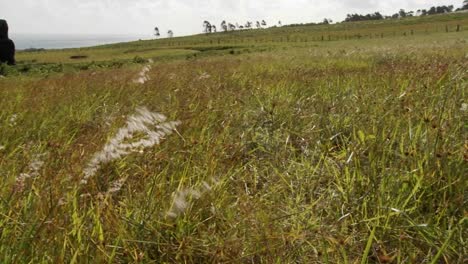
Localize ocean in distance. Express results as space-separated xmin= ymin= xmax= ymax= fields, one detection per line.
xmin=11 ymin=34 xmax=153 ymax=50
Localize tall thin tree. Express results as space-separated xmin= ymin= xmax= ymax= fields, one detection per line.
xmin=221 ymin=21 xmax=228 ymax=32
xmin=154 ymin=27 xmax=160 ymax=38
xmin=203 ymin=21 xmax=212 ymax=33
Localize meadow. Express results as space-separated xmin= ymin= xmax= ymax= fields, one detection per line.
xmin=0 ymin=13 xmax=467 ymax=263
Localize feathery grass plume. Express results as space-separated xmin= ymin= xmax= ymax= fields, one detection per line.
xmin=133 ymin=65 xmax=152 ymax=84
xmin=15 ymin=153 xmax=46 ymax=191
xmin=81 ymin=107 xmax=181 ymax=185
xmin=166 ymin=178 xmax=220 ymax=218
xmin=107 ymin=177 xmax=127 ymax=194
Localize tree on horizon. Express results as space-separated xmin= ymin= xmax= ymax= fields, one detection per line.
xmin=167 ymin=30 xmax=174 ymax=38
xmin=221 ymin=21 xmax=228 ymax=32
xmin=154 ymin=27 xmax=160 ymax=38
xmin=228 ymin=23 xmax=236 ymax=31
xmin=203 ymin=21 xmax=212 ymax=33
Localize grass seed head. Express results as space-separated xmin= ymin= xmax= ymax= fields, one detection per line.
xmin=81 ymin=107 xmax=180 ymax=185
xmin=15 ymin=153 xmax=46 ymax=192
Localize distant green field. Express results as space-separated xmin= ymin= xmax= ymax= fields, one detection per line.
xmin=0 ymin=13 xmax=467 ymax=263
xmin=16 ymin=48 xmax=198 ymax=64
xmin=13 ymin=12 xmax=468 ymax=68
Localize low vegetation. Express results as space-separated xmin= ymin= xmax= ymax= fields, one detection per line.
xmin=0 ymin=12 xmax=467 ymax=263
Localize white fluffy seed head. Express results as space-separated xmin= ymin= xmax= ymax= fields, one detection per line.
xmin=81 ymin=107 xmax=180 ymax=187
xmin=133 ymin=65 xmax=152 ymax=84
xmin=107 ymin=178 xmax=127 ymax=194
xmin=166 ymin=178 xmax=221 ymax=219
xmin=15 ymin=153 xmax=46 ymax=191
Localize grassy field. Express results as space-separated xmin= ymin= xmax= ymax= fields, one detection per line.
xmin=0 ymin=13 xmax=467 ymax=263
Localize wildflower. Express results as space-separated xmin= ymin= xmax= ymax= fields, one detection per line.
xmin=0 ymin=145 xmax=5 ymax=151
xmin=81 ymin=107 xmax=181 ymax=185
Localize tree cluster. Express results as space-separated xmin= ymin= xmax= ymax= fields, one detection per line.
xmin=202 ymin=20 xmax=270 ymax=33
xmin=461 ymin=0 xmax=468 ymax=10
xmin=344 ymin=12 xmax=384 ymax=22
xmin=344 ymin=2 xmax=466 ymax=23
xmin=154 ymin=27 xmax=174 ymax=38
xmin=283 ymin=18 xmax=332 ymax=28
xmin=417 ymin=5 xmax=454 ymax=16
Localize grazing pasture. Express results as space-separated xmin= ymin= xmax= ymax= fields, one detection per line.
xmin=0 ymin=13 xmax=467 ymax=263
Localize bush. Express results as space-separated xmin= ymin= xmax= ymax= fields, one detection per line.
xmin=133 ymin=56 xmax=146 ymax=64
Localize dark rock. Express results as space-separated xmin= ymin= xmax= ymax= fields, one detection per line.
xmin=0 ymin=20 xmax=16 ymax=65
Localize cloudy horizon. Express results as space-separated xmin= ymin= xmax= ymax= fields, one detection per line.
xmin=1 ymin=0 xmax=463 ymax=38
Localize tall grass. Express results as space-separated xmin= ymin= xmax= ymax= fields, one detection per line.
xmin=0 ymin=28 xmax=466 ymax=262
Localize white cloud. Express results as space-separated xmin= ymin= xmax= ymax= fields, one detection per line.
xmin=0 ymin=0 xmax=462 ymax=36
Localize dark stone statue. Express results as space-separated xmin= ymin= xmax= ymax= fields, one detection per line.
xmin=0 ymin=19 xmax=15 ymax=65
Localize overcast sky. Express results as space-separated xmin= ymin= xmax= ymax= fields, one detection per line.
xmin=0 ymin=0 xmax=463 ymax=37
